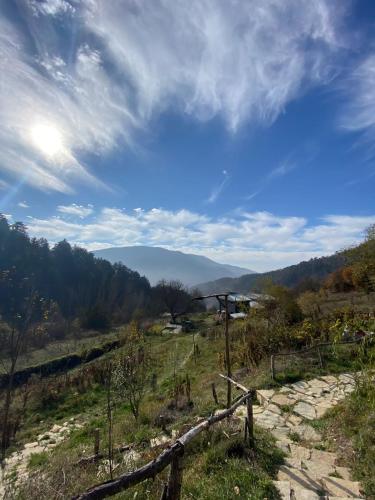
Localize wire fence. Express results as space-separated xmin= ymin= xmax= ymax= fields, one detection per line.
xmin=270 ymin=336 xmax=372 ymax=380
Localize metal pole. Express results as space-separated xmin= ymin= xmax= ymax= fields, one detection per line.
xmin=224 ymin=295 xmax=232 ymax=408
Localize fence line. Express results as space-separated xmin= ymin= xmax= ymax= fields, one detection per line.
xmin=73 ymin=378 xmax=254 ymax=500
xmin=270 ymin=336 xmax=370 ymax=379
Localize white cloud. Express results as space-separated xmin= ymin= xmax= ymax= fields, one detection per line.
xmin=57 ymin=204 xmax=94 ymax=218
xmin=340 ymin=54 xmax=375 ymax=154
xmin=29 ymin=0 xmax=75 ymax=16
xmin=0 ymin=0 xmax=348 ymax=192
xmin=18 ymin=202 xmax=29 ymax=208
xmin=26 ymin=207 xmax=375 ymax=272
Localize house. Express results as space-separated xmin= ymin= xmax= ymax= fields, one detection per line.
xmin=217 ymin=292 xmax=272 ymax=319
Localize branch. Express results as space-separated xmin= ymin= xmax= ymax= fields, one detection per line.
xmin=73 ymin=392 xmax=251 ymax=500
xmin=219 ymin=374 xmax=249 ymax=393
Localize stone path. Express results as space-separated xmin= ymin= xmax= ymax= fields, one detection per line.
xmin=0 ymin=417 xmax=84 ymax=497
xmin=234 ymin=372 xmax=364 ymax=499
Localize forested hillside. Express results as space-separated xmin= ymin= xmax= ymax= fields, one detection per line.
xmin=0 ymin=215 xmax=202 ymax=344
xmin=197 ymin=253 xmax=346 ymax=295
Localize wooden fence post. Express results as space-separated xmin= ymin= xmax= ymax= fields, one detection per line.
xmin=94 ymin=428 xmax=100 ymax=456
xmin=224 ymin=295 xmax=232 ymax=408
xmin=316 ymin=346 xmax=324 ymax=369
xmin=165 ymin=454 xmax=183 ymax=500
xmin=246 ymin=392 xmax=254 ymax=446
xmin=211 ymin=382 xmax=219 ymax=405
xmin=270 ymin=355 xmax=275 ymax=380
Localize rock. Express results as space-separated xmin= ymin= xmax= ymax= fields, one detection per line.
xmin=256 ymin=389 xmax=275 ymax=405
xmin=273 ymin=480 xmax=291 ymax=499
xmin=277 ymin=465 xmax=322 ymax=493
xmin=289 ymin=444 xmax=311 ymax=461
xmin=287 ymin=414 xmax=303 ymax=426
xmin=293 ymin=424 xmax=321 ymax=442
xmin=51 ymin=425 xmax=61 ymax=433
xmin=308 ymin=379 xmax=329 ymax=389
xmin=319 ymin=375 xmax=338 ymax=385
xmin=335 ymin=467 xmax=352 ymax=481
xmin=310 ymin=449 xmax=337 ymax=466
xmin=294 ymin=402 xmax=316 ymax=420
xmin=276 ymin=439 xmax=291 ymax=454
xmin=292 ymin=486 xmax=322 ymax=499
xmin=321 ymin=477 xmax=363 ymax=497
xmin=302 ymin=458 xmax=335 ymax=477
xmin=272 ymin=394 xmax=292 ymax=406
xmin=24 ymin=442 xmax=38 ymax=449
xmin=150 ymin=434 xmax=170 ymax=448
xmin=272 ymin=427 xmax=291 ymax=440
xmin=290 ymin=381 xmax=310 ymax=393
xmin=267 ymin=403 xmax=282 ymax=415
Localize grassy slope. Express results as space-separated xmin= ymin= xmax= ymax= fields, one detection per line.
xmin=312 ymin=373 xmax=375 ymax=499
xmin=0 ymin=329 xmax=120 ymax=371
xmin=8 ymin=310 xmax=375 ymax=499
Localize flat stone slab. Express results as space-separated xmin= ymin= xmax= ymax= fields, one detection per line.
xmin=256 ymin=389 xmax=275 ymax=404
xmin=277 ymin=466 xmax=322 ymax=493
xmin=321 ymin=477 xmax=363 ymax=498
xmin=289 ymin=444 xmax=311 ymax=461
xmin=302 ymin=459 xmax=335 ymax=477
xmin=310 ymin=449 xmax=337 ymax=466
xmin=335 ymin=466 xmax=352 ymax=481
xmin=294 ymin=401 xmax=317 ymax=420
xmin=272 ymin=394 xmax=292 ymax=406
xmin=293 ymin=424 xmax=321 ymax=442
xmin=293 ymin=486 xmax=322 ymax=499
xmin=273 ymin=480 xmax=291 ymax=499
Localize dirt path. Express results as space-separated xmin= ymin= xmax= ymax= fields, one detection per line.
xmin=234 ymin=372 xmax=364 ymax=499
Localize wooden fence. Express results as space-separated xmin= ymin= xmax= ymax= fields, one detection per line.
xmin=73 ymin=376 xmax=255 ymax=500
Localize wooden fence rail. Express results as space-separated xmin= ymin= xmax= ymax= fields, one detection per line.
xmin=73 ymin=379 xmax=254 ymax=500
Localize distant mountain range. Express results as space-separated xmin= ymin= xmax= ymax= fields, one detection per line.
xmin=197 ymin=253 xmax=346 ymax=295
xmin=94 ymin=246 xmax=255 ymax=287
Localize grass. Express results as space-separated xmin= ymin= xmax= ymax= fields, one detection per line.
xmin=313 ymin=372 xmax=375 ymax=499
xmin=28 ymin=452 xmax=49 ymax=468
xmin=0 ymin=329 xmax=120 ymax=371
xmin=7 ymin=309 xmax=375 ymax=499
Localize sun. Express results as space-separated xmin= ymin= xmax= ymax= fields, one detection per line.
xmin=31 ymin=123 xmax=64 ymax=157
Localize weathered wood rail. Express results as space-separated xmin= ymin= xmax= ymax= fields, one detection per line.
xmin=73 ymin=377 xmax=255 ymax=500
xmin=270 ymin=335 xmax=373 ymax=379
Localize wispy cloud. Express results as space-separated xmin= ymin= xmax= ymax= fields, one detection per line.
xmin=206 ymin=170 xmax=230 ymax=204
xmin=340 ymin=54 xmax=375 ymax=156
xmin=0 ymin=0 xmax=348 ymax=192
xmin=18 ymin=201 xmax=29 ymax=208
xmin=57 ymin=203 xmax=94 ymax=218
xmin=23 ymin=206 xmax=375 ymax=272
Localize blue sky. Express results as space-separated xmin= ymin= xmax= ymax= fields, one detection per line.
xmin=1 ymin=0 xmax=375 ymax=271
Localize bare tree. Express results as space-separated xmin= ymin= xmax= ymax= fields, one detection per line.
xmin=0 ymin=281 xmax=39 ymax=463
xmin=155 ymin=280 xmax=190 ymax=323
xmin=113 ymin=323 xmax=150 ymax=420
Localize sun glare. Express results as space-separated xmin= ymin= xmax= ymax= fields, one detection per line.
xmin=31 ymin=123 xmax=64 ymax=158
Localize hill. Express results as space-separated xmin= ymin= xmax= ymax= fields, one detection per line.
xmin=94 ymin=246 xmax=254 ymax=286
xmin=197 ymin=252 xmax=346 ymax=295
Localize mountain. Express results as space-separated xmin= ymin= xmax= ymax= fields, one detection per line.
xmin=94 ymin=246 xmax=254 ymax=287
xmin=197 ymin=253 xmax=346 ymax=295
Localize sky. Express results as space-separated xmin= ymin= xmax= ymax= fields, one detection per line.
xmin=0 ymin=0 xmax=375 ymax=272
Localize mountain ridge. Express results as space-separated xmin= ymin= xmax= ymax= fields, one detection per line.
xmin=196 ymin=252 xmax=346 ymax=295
xmin=94 ymin=246 xmax=255 ymax=287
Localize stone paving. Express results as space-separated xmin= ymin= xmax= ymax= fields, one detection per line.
xmin=235 ymin=372 xmax=365 ymax=499
xmin=0 ymin=417 xmax=84 ymax=497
